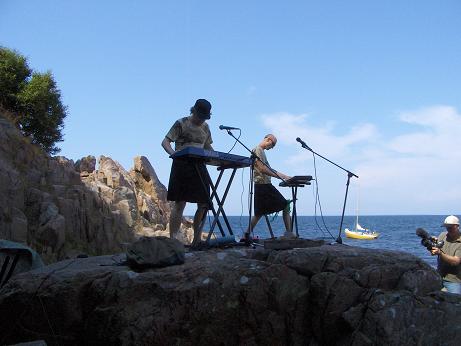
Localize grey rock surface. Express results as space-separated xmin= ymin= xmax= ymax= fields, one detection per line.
xmin=1 ymin=244 xmax=460 ymax=346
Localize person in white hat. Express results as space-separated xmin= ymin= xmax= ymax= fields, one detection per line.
xmin=431 ymin=215 xmax=461 ymax=294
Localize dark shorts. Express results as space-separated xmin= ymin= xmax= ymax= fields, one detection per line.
xmin=167 ymin=159 xmax=210 ymax=204
xmin=254 ymin=183 xmax=287 ymax=216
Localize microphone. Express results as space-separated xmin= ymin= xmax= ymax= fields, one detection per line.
xmin=296 ymin=137 xmax=311 ymax=150
xmin=416 ymin=228 xmax=430 ymax=239
xmin=219 ymin=125 xmax=240 ymax=131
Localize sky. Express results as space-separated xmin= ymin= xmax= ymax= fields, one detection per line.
xmin=1 ymin=0 xmax=460 ymax=216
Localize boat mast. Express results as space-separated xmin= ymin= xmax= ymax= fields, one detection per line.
xmin=355 ymin=182 xmax=360 ymax=230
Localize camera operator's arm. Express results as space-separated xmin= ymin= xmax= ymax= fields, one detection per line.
xmin=431 ymin=247 xmax=461 ymax=266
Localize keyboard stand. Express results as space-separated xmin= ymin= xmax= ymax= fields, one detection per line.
xmin=190 ymin=161 xmax=246 ymax=240
xmin=279 ymin=176 xmax=312 ymax=237
xmin=170 ymin=148 xmax=251 ymax=242
xmin=206 ymin=167 xmax=238 ymax=239
xmin=264 ymin=215 xmax=275 ymax=239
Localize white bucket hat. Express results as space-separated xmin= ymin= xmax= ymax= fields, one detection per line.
xmin=442 ymin=215 xmax=460 ymax=226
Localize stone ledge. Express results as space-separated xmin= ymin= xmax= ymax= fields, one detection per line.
xmin=263 ymin=237 xmax=325 ymax=250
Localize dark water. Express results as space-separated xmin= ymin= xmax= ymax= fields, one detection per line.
xmin=202 ymin=215 xmax=446 ymax=268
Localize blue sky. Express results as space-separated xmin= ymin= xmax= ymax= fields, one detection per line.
xmin=1 ymin=1 xmax=460 ymax=216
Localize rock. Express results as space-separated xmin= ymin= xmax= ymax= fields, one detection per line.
xmin=133 ymin=155 xmax=165 ymax=190
xmin=130 ymin=159 xmax=170 ymax=226
xmin=344 ymin=290 xmax=461 ymax=345
xmin=0 ymin=112 xmax=181 ymax=263
xmin=10 ymin=208 xmax=28 ymax=243
xmin=39 ymin=202 xmax=59 ymax=226
xmin=267 ymin=244 xmax=445 ymax=344
xmin=154 ymin=224 xmax=164 ymax=231
xmin=36 ymin=214 xmax=66 ymax=253
xmin=97 ymin=156 xmax=133 ymax=189
xmin=74 ymin=155 xmax=96 ymax=173
xmin=264 ymin=238 xmax=325 ymax=250
xmin=0 ymin=207 xmax=28 ymax=241
xmin=53 ymin=156 xmax=75 ymax=170
xmin=165 ymin=220 xmax=194 ymax=244
xmin=47 ymin=156 xmax=81 ymax=185
xmin=115 ymin=199 xmax=137 ymax=227
xmin=137 ymin=227 xmax=156 ymax=237
xmin=12 ymin=340 xmax=47 ymax=345
xmin=0 ymin=245 xmax=459 ymax=346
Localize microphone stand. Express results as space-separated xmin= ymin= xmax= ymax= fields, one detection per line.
xmin=223 ymin=130 xmax=288 ymax=243
xmin=298 ymin=141 xmax=358 ymax=244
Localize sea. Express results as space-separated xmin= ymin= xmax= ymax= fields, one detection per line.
xmin=200 ymin=214 xmax=448 ymax=268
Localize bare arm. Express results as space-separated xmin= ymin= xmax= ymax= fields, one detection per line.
xmin=431 ymin=247 xmax=461 ymax=266
xmin=204 ymin=130 xmax=213 ymax=151
xmin=254 ymin=159 xmax=290 ymax=180
xmin=161 ymin=137 xmax=175 ymax=156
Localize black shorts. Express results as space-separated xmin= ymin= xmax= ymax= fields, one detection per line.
xmin=167 ymin=159 xmax=210 ymax=204
xmin=254 ymin=183 xmax=287 ymax=216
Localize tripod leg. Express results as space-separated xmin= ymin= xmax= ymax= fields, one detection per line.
xmin=247 ymin=158 xmax=255 ymax=237
xmin=264 ymin=215 xmax=275 ymax=238
xmin=337 ymin=173 xmax=353 ymax=244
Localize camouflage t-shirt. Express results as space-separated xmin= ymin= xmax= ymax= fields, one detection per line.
xmin=165 ymin=117 xmax=213 ymax=151
xmin=437 ymin=231 xmax=461 ymax=282
xmin=253 ymin=146 xmax=271 ymax=184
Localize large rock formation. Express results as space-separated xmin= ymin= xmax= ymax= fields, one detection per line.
xmin=0 ymin=112 xmax=192 ymax=263
xmin=0 ymin=244 xmax=459 ymax=345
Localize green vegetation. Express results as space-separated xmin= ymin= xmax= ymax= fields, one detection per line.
xmin=0 ymin=47 xmax=67 ymax=154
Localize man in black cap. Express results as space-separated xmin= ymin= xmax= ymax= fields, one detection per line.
xmin=161 ymin=99 xmax=213 ymax=248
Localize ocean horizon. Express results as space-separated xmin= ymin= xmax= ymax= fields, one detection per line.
xmin=190 ymin=214 xmax=457 ymax=268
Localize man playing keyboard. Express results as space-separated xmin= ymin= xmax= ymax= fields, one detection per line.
xmin=242 ymin=134 xmax=295 ymax=241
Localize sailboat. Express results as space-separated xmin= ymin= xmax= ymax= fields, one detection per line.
xmin=344 ymin=184 xmax=379 ymax=240
xmin=344 ymin=223 xmax=379 ymax=240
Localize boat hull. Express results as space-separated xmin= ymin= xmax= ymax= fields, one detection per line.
xmin=344 ymin=228 xmax=379 ymax=240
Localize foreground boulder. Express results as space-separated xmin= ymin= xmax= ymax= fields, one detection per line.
xmin=1 ymin=244 xmax=460 ymax=345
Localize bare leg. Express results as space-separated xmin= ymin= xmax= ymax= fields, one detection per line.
xmin=283 ymin=207 xmax=292 ymax=233
xmin=191 ymin=203 xmax=208 ymax=247
xmin=169 ymin=201 xmax=186 ymax=239
xmin=282 ymin=205 xmax=296 ymax=238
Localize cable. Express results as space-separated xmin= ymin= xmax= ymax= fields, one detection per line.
xmin=247 ymin=172 xmax=252 ymax=236
xmin=311 ymin=152 xmax=335 ymax=240
xmin=239 ymin=167 xmax=246 ymax=233
xmin=1 ymin=259 xmax=78 ymax=345
xmin=247 ymin=167 xmax=254 ymax=238
xmin=227 ymin=129 xmax=242 ymax=153
xmin=38 ymin=294 xmax=57 ymax=344
xmin=222 ymin=128 xmax=244 ymax=236
xmin=312 ymin=154 xmax=326 ymax=236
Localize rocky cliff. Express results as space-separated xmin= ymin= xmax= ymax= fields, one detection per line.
xmin=0 ymin=112 xmax=192 ymax=263
xmin=0 ymin=244 xmax=460 ymax=345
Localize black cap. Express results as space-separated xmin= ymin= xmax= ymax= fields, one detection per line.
xmin=193 ymin=99 xmax=211 ymax=120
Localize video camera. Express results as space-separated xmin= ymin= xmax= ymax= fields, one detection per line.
xmin=416 ymin=228 xmax=444 ymax=251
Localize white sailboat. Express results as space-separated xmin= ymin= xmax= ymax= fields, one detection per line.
xmin=344 ymin=184 xmax=379 ymax=240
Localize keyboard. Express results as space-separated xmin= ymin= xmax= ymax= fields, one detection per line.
xmin=279 ymin=175 xmax=313 ymax=187
xmin=170 ymin=147 xmax=252 ymax=169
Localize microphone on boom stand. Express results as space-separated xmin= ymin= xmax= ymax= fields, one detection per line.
xmin=219 ymin=125 xmax=240 ymax=131
xmin=295 ymin=136 xmax=358 ymax=244
xmin=296 ymin=137 xmax=312 ymax=151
